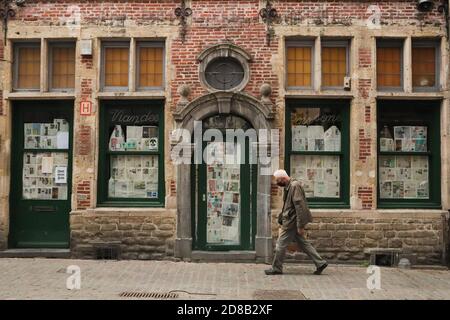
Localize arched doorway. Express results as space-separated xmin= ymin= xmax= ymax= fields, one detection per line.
xmin=193 ymin=114 xmax=256 ymax=251
xmin=173 ymin=91 xmax=275 ymax=262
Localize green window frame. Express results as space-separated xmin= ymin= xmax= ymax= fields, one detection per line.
xmin=377 ymin=100 xmax=441 ymax=209
xmin=285 ymin=99 xmax=350 ymax=208
xmin=97 ymin=100 xmax=165 ymax=207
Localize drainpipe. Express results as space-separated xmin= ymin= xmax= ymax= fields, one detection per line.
xmin=438 ymin=1 xmax=450 ymax=40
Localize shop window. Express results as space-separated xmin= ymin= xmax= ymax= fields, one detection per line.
xmin=97 ymin=101 xmax=165 ymax=206
xmin=285 ymin=100 xmax=350 ymax=208
xmin=377 ymin=40 xmax=403 ymax=90
xmin=14 ymin=42 xmax=41 ymax=90
xmin=102 ymin=42 xmax=130 ymax=90
xmin=137 ymin=42 xmax=164 ymax=89
xmin=286 ymin=41 xmax=314 ymax=88
xmin=377 ymin=101 xmax=441 ymax=208
xmin=412 ymin=40 xmax=440 ymax=91
xmin=321 ymin=40 xmax=349 ymax=88
xmin=49 ymin=42 xmax=76 ymax=91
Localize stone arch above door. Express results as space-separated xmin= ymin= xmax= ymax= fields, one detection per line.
xmin=173 ymin=91 xmax=275 ymax=262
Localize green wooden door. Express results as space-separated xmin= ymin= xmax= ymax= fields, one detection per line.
xmin=192 ymin=115 xmax=257 ymax=251
xmin=9 ymin=101 xmax=73 ymax=248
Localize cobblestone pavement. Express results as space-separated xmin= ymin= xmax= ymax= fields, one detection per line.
xmin=0 ymin=258 xmax=449 ymax=300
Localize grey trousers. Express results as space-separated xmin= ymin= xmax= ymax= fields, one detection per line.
xmin=272 ymin=227 xmax=327 ymax=272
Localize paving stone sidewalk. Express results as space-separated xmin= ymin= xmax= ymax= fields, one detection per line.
xmin=0 ymin=258 xmax=449 ymax=300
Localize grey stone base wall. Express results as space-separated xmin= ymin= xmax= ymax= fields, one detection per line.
xmin=272 ymin=211 xmax=445 ymax=265
xmin=0 ymin=224 xmax=7 ymax=251
xmin=66 ymin=209 xmax=446 ymax=265
xmin=70 ymin=209 xmax=176 ymax=260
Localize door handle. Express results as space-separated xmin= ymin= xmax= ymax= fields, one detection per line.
xmin=202 ymin=194 xmax=206 ymax=202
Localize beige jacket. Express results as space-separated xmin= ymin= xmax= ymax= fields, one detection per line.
xmin=277 ymin=179 xmax=313 ymax=230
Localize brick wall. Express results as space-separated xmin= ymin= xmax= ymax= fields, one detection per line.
xmin=1 ymin=0 xmax=446 ymax=263
xmin=358 ymin=187 xmax=374 ymax=210
xmin=358 ymin=128 xmax=372 ymax=163
xmin=80 ymin=78 xmax=93 ymax=101
xmin=359 ymin=48 xmax=371 ymax=68
xmin=76 ymin=180 xmax=91 ymax=210
xmin=170 ymin=0 xmax=278 ymax=110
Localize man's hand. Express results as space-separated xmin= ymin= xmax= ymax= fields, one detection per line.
xmin=297 ymin=227 xmax=306 ymax=237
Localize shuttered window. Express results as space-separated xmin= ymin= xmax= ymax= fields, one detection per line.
xmin=287 ymin=44 xmax=313 ymax=88
xmin=321 ymin=42 xmax=348 ymax=88
xmin=412 ymin=41 xmax=438 ymax=90
xmin=103 ymin=44 xmax=130 ymax=89
xmin=137 ymin=44 xmax=164 ymax=88
xmin=15 ymin=44 xmax=40 ymax=90
xmin=50 ymin=44 xmax=75 ymax=90
xmin=377 ymin=42 xmax=403 ymax=89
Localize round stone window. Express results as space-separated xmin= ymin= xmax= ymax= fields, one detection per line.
xmin=198 ymin=43 xmax=251 ymax=92
xmin=204 ymin=57 xmax=245 ymax=91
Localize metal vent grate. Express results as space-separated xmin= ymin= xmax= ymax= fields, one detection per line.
xmin=119 ymin=292 xmax=179 ymax=299
xmin=94 ymin=245 xmax=121 ymax=260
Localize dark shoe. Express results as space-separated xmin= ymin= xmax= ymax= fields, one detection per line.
xmin=264 ymin=269 xmax=283 ymax=275
xmin=314 ymin=263 xmax=328 ymax=275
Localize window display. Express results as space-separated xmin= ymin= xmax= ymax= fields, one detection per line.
xmin=22 ymin=117 xmax=70 ymax=200
xmin=379 ymin=155 xmax=429 ymax=199
xmin=108 ymin=155 xmax=158 ymax=199
xmin=377 ymin=101 xmax=440 ymax=207
xmin=109 ymin=125 xmax=158 ymax=151
xmin=205 ymin=142 xmax=241 ymax=245
xmin=22 ymin=152 xmax=68 ymax=200
xmin=288 ymin=103 xmax=347 ymax=203
xmin=291 ymin=155 xmax=340 ymax=198
xmin=24 ymin=119 xmax=69 ymax=149
xmin=379 ymin=125 xmax=427 ymax=152
xmin=99 ymin=102 xmax=163 ymax=204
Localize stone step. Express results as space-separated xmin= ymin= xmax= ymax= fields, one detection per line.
xmin=0 ymin=249 xmax=71 ymax=259
xmin=191 ymin=251 xmax=256 ymax=262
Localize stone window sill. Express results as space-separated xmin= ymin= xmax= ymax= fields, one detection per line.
xmin=6 ymin=91 xmax=76 ymax=100
xmin=96 ymin=91 xmax=166 ymax=99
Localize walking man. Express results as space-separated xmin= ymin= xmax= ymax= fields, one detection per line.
xmin=265 ymin=169 xmax=328 ymax=275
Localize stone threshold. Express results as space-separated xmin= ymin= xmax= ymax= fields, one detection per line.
xmin=191 ymin=251 xmax=257 ymax=262
xmin=0 ymin=249 xmax=71 ymax=259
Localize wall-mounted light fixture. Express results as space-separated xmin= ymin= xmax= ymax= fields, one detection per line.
xmin=417 ymin=0 xmax=434 ymax=12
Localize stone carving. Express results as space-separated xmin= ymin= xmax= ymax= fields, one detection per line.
xmin=176 ymin=84 xmax=191 ymax=111
xmin=260 ymin=83 xmax=273 ymax=105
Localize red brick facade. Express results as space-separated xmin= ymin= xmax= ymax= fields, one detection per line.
xmin=0 ymin=0 xmax=447 ymax=264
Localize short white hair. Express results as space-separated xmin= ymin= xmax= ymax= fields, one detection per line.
xmin=273 ymin=169 xmax=289 ymax=178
